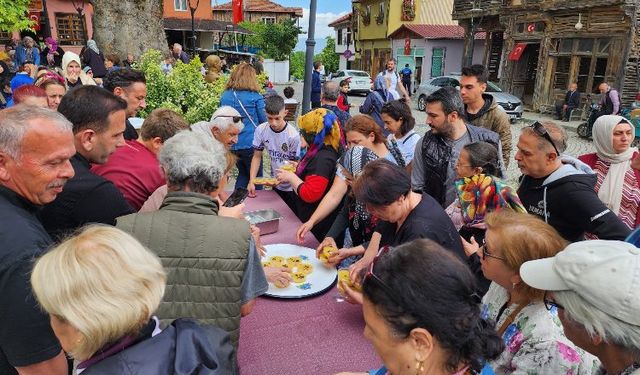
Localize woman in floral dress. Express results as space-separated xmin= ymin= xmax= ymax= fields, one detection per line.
xmin=463 ymin=210 xmax=599 ymax=374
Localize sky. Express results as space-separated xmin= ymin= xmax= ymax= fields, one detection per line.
xmin=275 ymin=0 xmax=352 ymax=54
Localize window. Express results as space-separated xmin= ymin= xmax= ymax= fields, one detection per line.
xmin=262 ymin=17 xmax=276 ymax=24
xmin=430 ymin=47 xmax=445 ymax=77
xmin=577 ymin=57 xmax=592 ymax=93
xmin=431 ymin=77 xmax=447 ymax=86
xmin=592 ymin=58 xmax=608 ymax=91
xmin=174 ymin=0 xmax=187 ymax=11
xmin=345 ymin=28 xmax=351 ymax=46
xmin=376 ymin=2 xmax=385 ymax=24
xmin=553 ymin=56 xmax=570 ymax=90
xmin=337 ymin=29 xmax=343 ymax=45
xmin=55 ymin=13 xmax=86 ymax=46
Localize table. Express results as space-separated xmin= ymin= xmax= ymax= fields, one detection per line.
xmin=238 ymin=190 xmax=380 ymax=374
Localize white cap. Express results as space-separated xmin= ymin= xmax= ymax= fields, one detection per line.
xmin=520 ymin=240 xmax=640 ymax=326
xmin=209 ymin=106 xmax=244 ymax=130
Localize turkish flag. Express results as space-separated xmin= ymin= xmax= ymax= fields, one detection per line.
xmin=508 ymin=43 xmax=527 ymax=61
xmin=28 ymin=12 xmax=41 ymax=31
xmin=404 ymin=38 xmax=411 ymax=55
xmin=232 ymin=0 xmax=243 ymax=24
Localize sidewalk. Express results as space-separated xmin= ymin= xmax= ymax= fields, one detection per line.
xmin=521 ymin=110 xmax=584 ymax=133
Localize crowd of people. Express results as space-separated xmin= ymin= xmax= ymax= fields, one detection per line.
xmin=0 ymin=44 xmax=639 ymax=375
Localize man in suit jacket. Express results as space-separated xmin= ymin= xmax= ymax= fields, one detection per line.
xmin=555 ymin=82 xmax=580 ymax=121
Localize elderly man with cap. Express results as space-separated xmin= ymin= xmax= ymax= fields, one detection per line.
xmin=0 ymin=106 xmax=75 ymax=374
xmin=521 ymin=240 xmax=640 ymax=375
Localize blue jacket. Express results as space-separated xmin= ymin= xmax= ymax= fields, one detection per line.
xmin=311 ymin=70 xmax=321 ymax=103
xmin=220 ymin=89 xmax=267 ymax=150
xmin=14 ymin=45 xmax=40 ymax=66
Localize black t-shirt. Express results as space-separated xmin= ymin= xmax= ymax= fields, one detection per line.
xmin=0 ymin=186 xmax=61 ymax=373
xmin=376 ymin=193 xmax=465 ymax=259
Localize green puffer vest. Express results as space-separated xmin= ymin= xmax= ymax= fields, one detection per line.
xmin=116 ymin=191 xmax=249 ymax=348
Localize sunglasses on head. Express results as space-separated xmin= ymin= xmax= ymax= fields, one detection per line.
xmin=365 ymin=246 xmax=400 ymax=299
xmin=529 ymin=121 xmax=561 ymax=156
xmin=214 ymin=115 xmax=242 ymax=123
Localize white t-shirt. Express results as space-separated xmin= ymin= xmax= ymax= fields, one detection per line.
xmin=387 ymin=130 xmax=421 ymax=164
xmin=252 ymin=122 xmax=301 ymax=191
xmin=284 ymin=98 xmax=298 ymax=104
xmin=382 ymin=70 xmax=400 ymax=99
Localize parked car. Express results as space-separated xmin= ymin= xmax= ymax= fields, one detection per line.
xmin=329 ymin=69 xmax=372 ymax=95
xmin=414 ymin=75 xmax=524 ymax=122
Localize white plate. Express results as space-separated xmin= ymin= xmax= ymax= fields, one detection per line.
xmin=262 ymin=243 xmax=337 ymax=298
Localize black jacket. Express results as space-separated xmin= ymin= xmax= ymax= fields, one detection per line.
xmin=518 ymin=157 xmax=630 ymax=242
xmin=40 ymin=46 xmax=64 ymax=67
xmin=83 ymin=319 xmax=236 ymax=375
xmin=82 ymin=48 xmax=107 ymax=78
xmin=40 ymin=153 xmax=134 ymax=240
xmin=564 ymin=90 xmax=580 ymax=108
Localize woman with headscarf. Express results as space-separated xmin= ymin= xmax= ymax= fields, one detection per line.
xmin=62 ymin=51 xmax=96 ymax=89
xmin=359 ymin=75 xmax=393 ymax=134
xmin=14 ymin=36 xmax=40 ymax=66
xmin=579 ymin=114 xmax=640 ymax=231
xmin=316 ymin=145 xmax=380 ymax=269
xmin=82 ymin=39 xmax=107 ymax=78
xmin=276 ymin=108 xmax=344 ymax=240
xmin=40 ymin=37 xmax=64 ymax=67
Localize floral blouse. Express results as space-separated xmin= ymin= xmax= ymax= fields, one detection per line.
xmin=481 ymin=283 xmax=600 ymax=374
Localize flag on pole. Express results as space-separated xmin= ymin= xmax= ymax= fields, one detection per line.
xmin=232 ymin=0 xmax=243 ymax=24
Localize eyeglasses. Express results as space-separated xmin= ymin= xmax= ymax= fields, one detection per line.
xmin=480 ymin=241 xmax=506 ymax=261
xmin=529 ymin=121 xmax=561 ymax=156
xmin=214 ymin=115 xmax=242 ymax=123
xmin=543 ymin=291 xmax=564 ymax=311
xmin=365 ymin=246 xmax=398 ymax=298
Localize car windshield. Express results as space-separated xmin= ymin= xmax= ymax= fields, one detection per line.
xmin=348 ymin=71 xmax=369 ymax=77
xmin=486 ymin=81 xmax=503 ymax=92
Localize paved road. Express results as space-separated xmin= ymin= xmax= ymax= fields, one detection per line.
xmin=273 ymin=82 xmax=595 ymax=183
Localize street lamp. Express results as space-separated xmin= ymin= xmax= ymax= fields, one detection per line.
xmin=189 ymin=0 xmax=201 ymax=57
xmin=70 ymin=0 xmax=88 ymax=44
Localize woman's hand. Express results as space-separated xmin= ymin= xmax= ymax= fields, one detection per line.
xmin=218 ymin=200 xmax=245 ymax=219
xmin=251 ymin=225 xmax=266 ymax=257
xmin=264 ymin=266 xmax=292 ymax=288
xmin=275 ymin=169 xmax=297 ymax=185
xmin=460 ymin=235 xmax=480 ymax=258
xmin=327 ymin=247 xmax=358 ymax=267
xmin=349 ymin=256 xmax=373 ymax=284
xmin=247 ymin=182 xmax=257 ymax=198
xmin=296 ymin=221 xmax=314 ymax=244
xmin=316 ymin=237 xmax=338 ymax=258
xmin=340 ymin=282 xmax=363 ymax=305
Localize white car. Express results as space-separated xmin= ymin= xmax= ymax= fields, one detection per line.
xmin=329 ymin=70 xmax=372 ymax=95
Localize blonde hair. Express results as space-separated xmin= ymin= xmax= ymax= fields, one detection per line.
xmin=225 ymin=62 xmax=261 ymax=92
xmin=484 ymin=211 xmax=568 ymax=301
xmin=31 ymin=225 xmax=166 ymax=360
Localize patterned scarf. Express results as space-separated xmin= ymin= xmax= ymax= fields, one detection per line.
xmin=339 ymin=145 xmax=378 ymax=232
xmin=455 ymin=174 xmax=526 ymax=228
xmin=296 ymin=108 xmax=343 ymax=174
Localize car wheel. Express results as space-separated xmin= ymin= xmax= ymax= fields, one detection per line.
xmin=417 ymin=95 xmax=426 ymax=111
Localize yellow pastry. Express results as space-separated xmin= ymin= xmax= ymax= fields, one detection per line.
xmin=291 ymin=272 xmax=307 ymax=283
xmin=299 ymin=263 xmax=313 ymax=275
xmin=262 ymin=261 xmax=272 ymax=268
xmin=269 ymin=256 xmax=285 ymax=267
xmin=286 ymin=256 xmax=302 ymax=267
xmin=337 ymin=269 xmax=362 ymax=293
xmin=280 ymin=163 xmax=296 ymax=172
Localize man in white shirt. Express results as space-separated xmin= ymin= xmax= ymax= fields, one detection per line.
xmin=378 ymin=58 xmax=409 ymax=100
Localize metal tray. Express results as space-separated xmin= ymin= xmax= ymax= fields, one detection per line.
xmin=244 ymin=209 xmax=282 ymax=235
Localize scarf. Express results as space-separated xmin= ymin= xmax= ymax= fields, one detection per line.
xmin=339 ymin=145 xmax=378 ymax=231
xmin=296 ymin=108 xmax=342 ymax=174
xmin=45 ymin=37 xmax=58 ymax=65
xmin=592 ymin=115 xmax=637 ymax=215
xmin=87 ymin=39 xmax=100 ymax=54
xmin=455 ymin=174 xmax=526 ymax=228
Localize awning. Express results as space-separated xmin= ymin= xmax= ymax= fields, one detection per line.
xmin=508 ymin=43 xmax=527 ymax=61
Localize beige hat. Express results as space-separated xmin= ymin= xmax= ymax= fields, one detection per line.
xmin=520 ymin=240 xmax=640 ymax=326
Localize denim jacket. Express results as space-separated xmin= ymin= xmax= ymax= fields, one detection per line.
xmin=220 ymin=90 xmax=267 ymax=150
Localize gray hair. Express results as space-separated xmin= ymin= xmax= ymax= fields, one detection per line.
xmin=22 ymin=36 xmax=34 ymax=45
xmin=0 ymin=105 xmax=72 ymax=159
xmin=322 ymin=81 xmax=340 ymax=102
xmin=555 ymin=290 xmax=640 ymax=353
xmin=159 ymin=130 xmax=226 ymax=194
xmin=211 ymin=116 xmax=244 ymax=132
xmin=521 ymin=121 xmax=567 ymax=153
xmin=425 ymin=87 xmax=465 ymax=117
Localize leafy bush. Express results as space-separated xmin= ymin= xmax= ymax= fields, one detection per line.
xmin=137 ymin=49 xmax=227 ymax=123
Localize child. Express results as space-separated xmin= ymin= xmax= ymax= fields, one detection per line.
xmin=336 ymin=79 xmax=350 ymax=113
xmin=283 ymin=86 xmax=298 ymax=104
xmin=248 ymin=95 xmax=301 ymax=207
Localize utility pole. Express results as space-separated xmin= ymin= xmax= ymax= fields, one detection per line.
xmin=189 ymin=0 xmax=201 ymax=58
xmin=301 ymin=0 xmax=318 ymax=114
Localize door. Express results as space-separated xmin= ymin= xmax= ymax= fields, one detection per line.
xmin=431 ymin=47 xmax=445 ymax=78
xmin=511 ymin=43 xmax=540 ymax=105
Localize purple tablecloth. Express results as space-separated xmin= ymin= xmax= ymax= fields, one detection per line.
xmin=238 ymin=190 xmax=380 ymax=374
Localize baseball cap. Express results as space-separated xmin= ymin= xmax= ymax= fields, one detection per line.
xmin=520 ymin=240 xmax=640 ymax=326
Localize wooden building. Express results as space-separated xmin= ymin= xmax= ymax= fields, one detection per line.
xmin=453 ymin=0 xmax=640 ymax=110
xmin=212 ymin=0 xmax=303 ymax=24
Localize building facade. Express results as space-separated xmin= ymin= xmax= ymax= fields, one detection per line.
xmin=453 ymin=0 xmax=640 ymax=110
xmin=211 ymin=0 xmax=303 ymax=24
xmin=329 ymin=13 xmax=355 ymax=71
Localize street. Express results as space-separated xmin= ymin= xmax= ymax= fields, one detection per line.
xmin=273 ymin=82 xmax=596 ymax=183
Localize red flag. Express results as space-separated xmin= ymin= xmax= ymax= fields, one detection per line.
xmin=508 ymin=43 xmax=527 ymax=61
xmin=404 ymin=38 xmax=411 ymax=55
xmin=232 ymin=0 xmax=243 ymax=24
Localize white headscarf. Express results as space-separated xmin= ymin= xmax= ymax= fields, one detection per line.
xmin=592 ymin=115 xmax=637 ymax=215
xmin=87 ymin=39 xmax=100 ymax=54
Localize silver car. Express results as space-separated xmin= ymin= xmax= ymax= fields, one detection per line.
xmin=415 ymin=75 xmax=524 ymax=122
xmin=329 ymin=70 xmax=372 ymax=95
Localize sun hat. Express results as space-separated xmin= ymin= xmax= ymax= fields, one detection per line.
xmin=520 ymin=240 xmax=640 ymax=326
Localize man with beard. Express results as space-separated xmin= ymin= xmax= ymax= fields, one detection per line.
xmin=40 ymin=85 xmax=134 ymax=239
xmin=377 ymin=58 xmax=410 ymax=100
xmin=411 ymin=87 xmax=503 ymax=207
xmin=0 ymin=106 xmax=75 ymax=375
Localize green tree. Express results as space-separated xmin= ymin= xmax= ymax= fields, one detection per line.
xmin=240 ymin=19 xmax=300 ymax=61
xmin=0 ymin=0 xmax=34 ymax=32
xmin=289 ymin=51 xmax=305 ymax=80
xmin=315 ymin=36 xmax=339 ymax=74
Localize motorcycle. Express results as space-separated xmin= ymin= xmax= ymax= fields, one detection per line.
xmin=576 ymin=95 xmax=598 ymax=139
